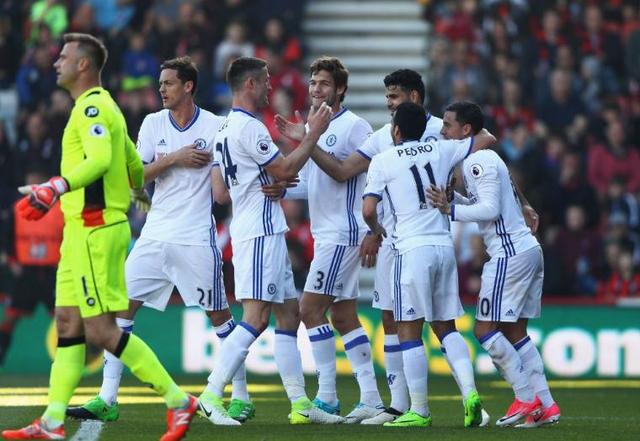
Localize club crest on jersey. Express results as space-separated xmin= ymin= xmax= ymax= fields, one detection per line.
xmin=194 ymin=138 xmax=207 ymax=150
xmin=326 ymin=134 xmax=337 ymax=146
xmin=84 ymin=106 xmax=99 ymax=117
xmin=89 ymin=123 xmax=106 ymax=137
xmin=267 ymin=283 xmax=277 ymax=295
xmin=470 ymin=164 xmax=484 ymax=178
xmin=423 ymin=135 xmax=437 ymax=143
xmin=256 ymin=137 xmax=271 ymax=155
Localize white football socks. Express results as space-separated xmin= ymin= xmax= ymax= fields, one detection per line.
xmin=98 ymin=318 xmax=133 ymax=406
xmin=205 ymin=322 xmax=257 ymax=397
xmin=342 ymin=327 xmax=382 ymax=406
xmin=441 ymin=331 xmax=477 ymax=400
xmin=401 ymin=340 xmax=429 ymax=417
xmin=480 ymin=330 xmax=534 ymax=402
xmin=515 ymin=335 xmax=554 ymax=407
xmin=307 ymin=323 xmax=338 ymax=406
xmin=214 ymin=318 xmax=249 ymax=402
xmin=383 ymin=334 xmax=408 ymax=412
xmin=274 ymin=329 xmax=306 ymax=402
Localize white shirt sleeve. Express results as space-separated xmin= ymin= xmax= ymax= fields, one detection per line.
xmin=438 ymin=137 xmax=474 ymax=170
xmin=356 ymin=126 xmax=385 ymax=160
xmin=363 ymin=155 xmax=387 ymax=200
xmin=241 ymin=119 xmax=282 ymax=166
xmin=348 ymin=117 xmax=373 ymax=155
xmin=453 ymin=191 xmax=471 ymax=205
xmin=136 ymin=115 xmax=155 ymax=164
xmin=451 ymin=159 xmax=500 ymax=222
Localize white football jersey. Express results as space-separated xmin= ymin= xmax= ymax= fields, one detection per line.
xmin=304 ymin=108 xmax=372 ymax=245
xmin=357 ymin=113 xmax=443 ymax=245
xmin=453 ymin=149 xmax=539 ymax=258
xmin=364 ymin=137 xmax=473 ymax=253
xmin=213 ymin=108 xmax=288 ymax=242
xmin=136 ymin=107 xmax=223 ymax=246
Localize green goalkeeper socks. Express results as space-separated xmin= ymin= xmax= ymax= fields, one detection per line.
xmin=115 ymin=332 xmax=187 ymax=408
xmin=42 ymin=337 xmax=86 ymax=427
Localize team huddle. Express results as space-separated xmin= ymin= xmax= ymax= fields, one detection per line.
xmin=3 ymin=32 xmax=560 ymax=441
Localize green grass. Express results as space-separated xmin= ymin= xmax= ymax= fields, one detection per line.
xmin=1 ymin=375 xmax=639 ymax=441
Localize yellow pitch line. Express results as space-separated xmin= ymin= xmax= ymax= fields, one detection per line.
xmin=489 ymin=380 xmax=640 ymax=389
xmin=0 ymin=384 xmax=283 ymax=395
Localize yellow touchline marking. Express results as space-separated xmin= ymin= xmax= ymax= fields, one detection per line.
xmin=0 ymin=384 xmax=283 ymax=395
xmin=489 ymin=380 xmax=640 ymax=389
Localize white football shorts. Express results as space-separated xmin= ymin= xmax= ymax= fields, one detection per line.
xmin=233 ymin=233 xmax=297 ymax=303
xmin=393 ymin=245 xmax=463 ymax=322
xmin=476 ymin=245 xmax=543 ymax=323
xmin=126 ymin=237 xmax=227 ymax=311
xmin=303 ymin=242 xmax=360 ymax=301
xmin=372 ymin=244 xmax=394 ymax=311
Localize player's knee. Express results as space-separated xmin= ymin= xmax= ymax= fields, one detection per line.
xmin=474 ymin=322 xmax=496 ymax=341
xmin=54 ymin=310 xmax=83 ymax=338
xmin=381 ymin=310 xmax=397 ymax=333
xmin=330 ymin=313 xmax=358 ymax=335
xmin=430 ymin=320 xmax=456 ymax=341
xmin=299 ymin=301 xmax=323 ymax=326
xmin=206 ymin=309 xmax=232 ymax=327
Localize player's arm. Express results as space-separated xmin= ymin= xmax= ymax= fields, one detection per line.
xmin=512 ymin=179 xmax=539 ymax=233
xmin=362 ymin=195 xmax=385 ymax=237
xmin=453 ymin=191 xmax=471 ymax=205
xmin=143 ymin=143 xmax=210 ymax=184
xmin=310 ymin=149 xmax=370 ymax=183
xmin=361 ymin=156 xmax=387 ymax=266
xmin=469 ymin=128 xmax=497 ymax=153
xmin=211 ymin=164 xmax=231 ymax=205
xmin=264 ymin=103 xmax=332 ymax=181
xmin=125 ymin=135 xmax=144 ymax=189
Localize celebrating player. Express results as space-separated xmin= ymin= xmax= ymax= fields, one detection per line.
xmin=2 ymin=33 xmax=197 ymax=441
xmin=66 ymin=56 xmax=250 ymax=425
xmin=427 ymin=101 xmax=560 ymax=427
xmin=274 ymin=56 xmax=385 ymax=423
xmin=275 ymin=69 xmax=486 ymax=426
xmin=362 ymin=102 xmax=497 ymax=427
xmin=203 ymin=56 xmax=344 ymax=425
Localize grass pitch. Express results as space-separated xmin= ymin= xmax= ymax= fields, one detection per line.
xmin=1 ymin=375 xmax=639 ymax=441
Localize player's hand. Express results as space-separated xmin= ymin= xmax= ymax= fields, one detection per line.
xmin=522 ymin=204 xmax=539 ymax=234
xmin=16 ymin=176 xmax=68 ymax=221
xmin=171 ymin=144 xmax=211 ymax=168
xmin=360 ymin=230 xmax=384 ymax=267
xmin=275 ymin=111 xmax=305 ymax=142
xmin=261 ymin=177 xmax=299 ymax=200
xmin=306 ymin=103 xmax=332 ymax=137
xmin=130 ymin=188 xmax=151 ymax=213
xmin=426 ymin=185 xmax=450 ymax=214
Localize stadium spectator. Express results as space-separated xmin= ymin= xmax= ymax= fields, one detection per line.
xmin=29 ymin=0 xmax=68 ymax=42
xmin=15 ymin=45 xmax=57 ymax=109
xmin=597 ymin=249 xmax=640 ymax=301
xmin=263 ymin=46 xmax=307 ymax=113
xmin=535 ymin=69 xmax=588 ymax=139
xmin=587 ymin=120 xmax=640 ymax=197
xmin=213 ymin=21 xmax=254 ymax=79
xmin=254 ymin=17 xmax=302 ymax=67
xmin=120 ymin=32 xmax=159 ymax=92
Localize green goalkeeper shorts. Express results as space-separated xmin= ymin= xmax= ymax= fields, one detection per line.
xmin=55 ymin=220 xmax=130 ymax=317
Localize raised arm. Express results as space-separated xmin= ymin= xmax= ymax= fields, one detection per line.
xmin=264 ymin=103 xmax=332 ymax=181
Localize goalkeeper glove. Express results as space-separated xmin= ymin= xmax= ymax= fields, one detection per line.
xmin=16 ymin=176 xmax=69 ymax=221
xmin=130 ymin=188 xmax=151 ymax=213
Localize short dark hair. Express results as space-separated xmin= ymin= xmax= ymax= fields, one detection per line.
xmin=445 ymin=101 xmax=484 ymax=135
xmin=383 ymin=69 xmax=425 ymax=104
xmin=63 ymin=33 xmax=108 ymax=71
xmin=309 ymin=56 xmax=349 ymax=102
xmin=161 ymin=56 xmax=199 ymax=95
xmin=226 ymin=57 xmax=267 ymax=92
xmin=393 ymin=102 xmax=426 ymax=141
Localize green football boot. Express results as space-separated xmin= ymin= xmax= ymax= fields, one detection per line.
xmin=66 ymin=395 xmax=119 ymax=421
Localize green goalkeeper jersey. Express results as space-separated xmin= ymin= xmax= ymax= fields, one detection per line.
xmin=59 ymin=86 xmax=144 ymax=226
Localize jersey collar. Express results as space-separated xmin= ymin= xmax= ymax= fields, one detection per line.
xmin=231 ymin=107 xmax=257 ymax=119
xmin=169 ymin=105 xmax=200 ymax=132
xmin=331 ymin=107 xmax=348 ymax=120
xmin=76 ymin=86 xmax=104 ymax=103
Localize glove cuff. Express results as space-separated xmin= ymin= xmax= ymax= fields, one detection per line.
xmin=48 ymin=176 xmax=69 ymax=195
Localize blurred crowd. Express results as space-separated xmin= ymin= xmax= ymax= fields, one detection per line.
xmin=0 ymin=0 xmax=638 ymax=305
xmin=424 ymin=0 xmax=640 ymax=301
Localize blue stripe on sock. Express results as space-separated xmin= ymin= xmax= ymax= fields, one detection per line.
xmin=309 ymin=327 xmax=334 ymax=342
xmin=344 ymin=334 xmax=369 ymax=350
xmin=216 ymin=322 xmax=235 ymax=339
xmin=238 ymin=321 xmax=260 ymax=338
xmin=275 ymin=329 xmax=297 ymax=337
xmin=478 ymin=329 xmax=500 ymax=345
xmin=513 ymin=335 xmax=531 ymax=350
xmin=399 ymin=339 xmax=423 ymax=351
xmin=384 ymin=344 xmax=402 ymax=353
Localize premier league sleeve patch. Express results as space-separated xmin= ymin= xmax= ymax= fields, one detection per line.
xmin=470 ymin=163 xmax=484 ymax=178
xmin=256 ymin=136 xmax=272 ymax=155
xmin=89 ymin=123 xmax=106 ymax=137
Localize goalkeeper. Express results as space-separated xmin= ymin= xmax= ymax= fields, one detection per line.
xmin=2 ymin=33 xmax=195 ymax=441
